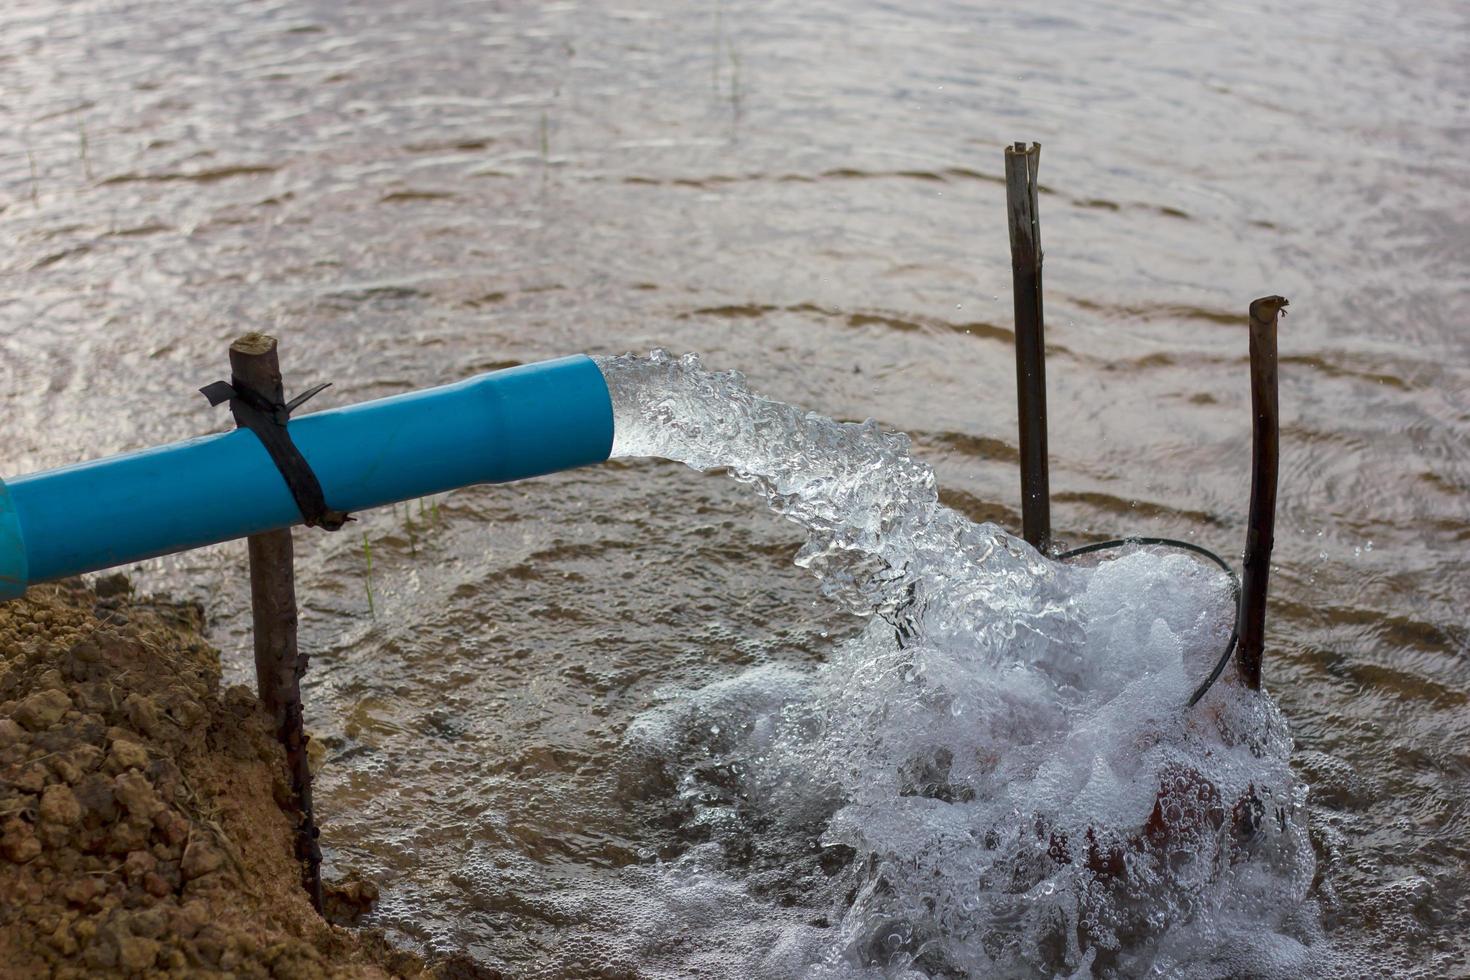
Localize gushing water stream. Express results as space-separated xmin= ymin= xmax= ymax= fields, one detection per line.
xmin=595 ymin=351 xmax=1323 ymax=978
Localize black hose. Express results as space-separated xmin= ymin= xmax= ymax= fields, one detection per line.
xmin=1054 ymin=537 xmax=1240 ymax=709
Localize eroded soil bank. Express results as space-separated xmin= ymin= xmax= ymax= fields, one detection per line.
xmin=0 ymin=578 xmax=436 ymax=979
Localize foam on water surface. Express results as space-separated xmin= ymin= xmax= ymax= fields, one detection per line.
xmin=593 ymin=351 xmax=1329 ymax=978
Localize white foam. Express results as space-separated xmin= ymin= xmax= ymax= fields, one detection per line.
xmin=596 ymin=351 xmax=1323 ymax=977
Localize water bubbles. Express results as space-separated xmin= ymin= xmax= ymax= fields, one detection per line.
xmin=595 ymin=351 xmax=1321 ymax=978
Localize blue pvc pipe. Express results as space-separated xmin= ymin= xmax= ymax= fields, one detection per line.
xmin=0 ymin=355 xmax=613 ymax=600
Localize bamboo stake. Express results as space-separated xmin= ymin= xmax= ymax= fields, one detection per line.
xmin=1004 ymin=141 xmax=1051 ymax=554
xmin=1237 ymin=296 xmax=1288 ymax=690
xmin=228 ymin=333 xmax=324 ymax=912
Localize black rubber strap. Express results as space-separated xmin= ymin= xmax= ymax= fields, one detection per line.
xmin=200 ymin=378 xmax=352 ymax=531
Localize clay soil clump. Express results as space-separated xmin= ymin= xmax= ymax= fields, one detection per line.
xmin=0 ymin=577 xmax=430 ymax=978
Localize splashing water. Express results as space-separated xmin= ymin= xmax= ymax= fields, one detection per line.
xmin=593 ymin=351 xmax=1327 ymax=979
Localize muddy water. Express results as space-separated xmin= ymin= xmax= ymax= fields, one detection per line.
xmin=2 ymin=0 xmax=1466 ymax=975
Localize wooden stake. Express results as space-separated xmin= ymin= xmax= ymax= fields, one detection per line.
xmin=1237 ymin=296 xmax=1288 ymax=690
xmin=1004 ymin=141 xmax=1052 ymax=554
xmin=228 ymin=333 xmax=324 ymax=912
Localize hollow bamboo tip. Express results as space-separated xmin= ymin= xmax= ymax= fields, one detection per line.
xmin=1249 ymin=295 xmax=1289 ymax=326
xmin=231 ymin=332 xmax=278 ymax=356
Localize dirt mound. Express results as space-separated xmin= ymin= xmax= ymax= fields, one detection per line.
xmin=0 ymin=577 xmax=432 ymax=979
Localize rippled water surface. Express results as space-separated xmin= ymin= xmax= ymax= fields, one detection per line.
xmin=2 ymin=1 xmax=1467 ymax=976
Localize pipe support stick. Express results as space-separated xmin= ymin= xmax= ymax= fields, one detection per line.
xmin=0 ymin=354 xmax=614 ymax=598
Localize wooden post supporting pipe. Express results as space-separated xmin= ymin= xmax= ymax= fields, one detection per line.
xmin=1004 ymin=141 xmax=1052 ymax=554
xmin=227 ymin=334 xmax=324 ymax=912
xmin=1237 ymin=296 xmax=1288 ymax=690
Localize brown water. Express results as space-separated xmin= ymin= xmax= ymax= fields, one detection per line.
xmin=2 ymin=0 xmax=1467 ymax=975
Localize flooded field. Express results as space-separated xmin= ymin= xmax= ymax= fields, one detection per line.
xmin=2 ymin=0 xmax=1467 ymax=976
